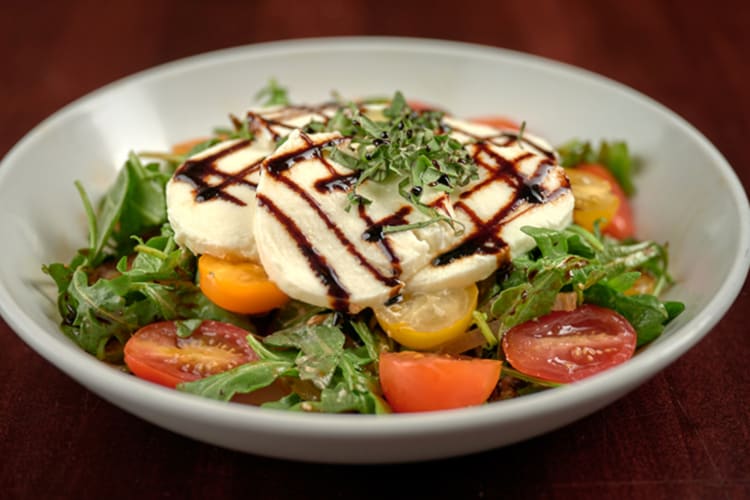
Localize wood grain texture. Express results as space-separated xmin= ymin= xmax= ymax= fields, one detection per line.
xmin=1 ymin=1 xmax=748 ymax=499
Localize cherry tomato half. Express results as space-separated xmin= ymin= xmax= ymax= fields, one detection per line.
xmin=502 ymin=304 xmax=637 ymax=383
xmin=575 ymin=163 xmax=635 ymax=239
xmin=379 ymin=351 xmax=502 ymax=412
xmin=198 ymin=255 xmax=289 ymax=315
xmin=373 ymin=284 xmax=478 ymax=350
xmin=124 ymin=320 xmax=258 ymax=388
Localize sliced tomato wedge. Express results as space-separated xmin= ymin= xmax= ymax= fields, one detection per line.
xmin=502 ymin=304 xmax=637 ymax=383
xmin=379 ymin=351 xmax=501 ymax=412
xmin=575 ymin=163 xmax=635 ymax=239
xmin=124 ymin=320 xmax=258 ymax=388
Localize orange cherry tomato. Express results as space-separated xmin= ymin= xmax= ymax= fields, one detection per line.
xmin=469 ymin=116 xmax=521 ymax=131
xmin=576 ymin=163 xmax=635 ymax=239
xmin=124 ymin=320 xmax=258 ymax=388
xmin=379 ymin=351 xmax=502 ymax=412
xmin=171 ymin=137 xmax=211 ymax=155
xmin=198 ymin=255 xmax=289 ymax=315
xmin=502 ymin=304 xmax=637 ymax=383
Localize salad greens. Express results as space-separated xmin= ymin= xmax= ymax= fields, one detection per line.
xmin=489 ymin=225 xmax=683 ymax=346
xmin=43 ymin=155 xmax=251 ymax=362
xmin=180 ymin=315 xmax=390 ymax=414
xmin=43 ymin=84 xmax=684 ymax=412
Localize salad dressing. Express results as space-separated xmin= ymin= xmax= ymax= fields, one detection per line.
xmin=171 ymin=104 xmax=571 ymax=311
xmin=174 ymin=138 xmax=260 ymax=205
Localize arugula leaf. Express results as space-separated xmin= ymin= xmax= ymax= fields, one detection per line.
xmin=178 ymin=317 xmax=390 ymax=414
xmin=255 ymin=78 xmax=290 ymax=106
xmin=489 ymin=224 xmax=682 ymax=344
xmin=178 ymin=359 xmax=296 ymax=401
xmin=265 ymin=323 xmax=345 ymax=389
xmin=43 ymin=225 xmax=253 ymax=361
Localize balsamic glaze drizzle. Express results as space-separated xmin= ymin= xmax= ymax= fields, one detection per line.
xmin=432 ymin=142 xmax=566 ymax=267
xmin=173 ymin=105 xmax=570 ymax=310
xmin=444 ymin=120 xmax=557 ymax=160
xmin=174 ymin=139 xmax=261 ymax=206
xmin=261 ymin=132 xmax=402 ymax=310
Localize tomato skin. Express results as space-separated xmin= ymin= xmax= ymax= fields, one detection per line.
xmin=566 ymin=169 xmax=620 ymax=232
xmin=198 ymin=255 xmax=289 ymax=315
xmin=171 ymin=137 xmax=210 ymax=155
xmin=124 ymin=320 xmax=258 ymax=388
xmin=373 ymin=284 xmax=479 ymax=350
xmin=379 ymin=351 xmax=502 ymax=413
xmin=469 ymin=116 xmax=521 ymax=131
xmin=576 ymin=164 xmax=635 ymax=239
xmin=407 ymin=99 xmax=438 ymax=112
xmin=502 ymin=305 xmax=637 ymax=383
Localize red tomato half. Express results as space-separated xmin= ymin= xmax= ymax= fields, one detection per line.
xmin=502 ymin=304 xmax=637 ymax=383
xmin=124 ymin=320 xmax=258 ymax=388
xmin=379 ymin=351 xmax=502 ymax=413
xmin=576 ymin=163 xmax=635 ymax=239
xmin=407 ymin=99 xmax=439 ymax=112
xmin=469 ymin=116 xmax=521 ymax=131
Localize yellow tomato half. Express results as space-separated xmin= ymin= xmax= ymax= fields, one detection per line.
xmin=373 ymin=284 xmax=478 ymax=350
xmin=566 ymin=168 xmax=620 ymax=232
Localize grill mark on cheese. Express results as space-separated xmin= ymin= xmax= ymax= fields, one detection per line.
xmin=247 ymin=103 xmax=338 ymax=142
xmin=359 ymin=204 xmax=412 ymax=278
xmin=256 ymin=192 xmax=350 ymax=311
xmin=174 ymin=139 xmax=261 ymax=206
xmin=432 ymin=143 xmax=567 ymax=267
xmin=262 ymin=132 xmax=402 ymax=311
xmin=445 ymin=120 xmax=557 ymax=160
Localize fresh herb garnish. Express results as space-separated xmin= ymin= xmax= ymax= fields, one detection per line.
xmin=316 ymin=91 xmax=478 ymax=234
xmin=255 ymin=77 xmax=290 ymax=106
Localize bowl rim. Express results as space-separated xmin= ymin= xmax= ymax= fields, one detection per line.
xmin=1 ymin=35 xmax=748 ymax=438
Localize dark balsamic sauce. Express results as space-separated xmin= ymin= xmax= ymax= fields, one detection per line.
xmin=432 ymin=142 xmax=566 ymax=267
xmin=445 ymin=120 xmax=557 ymax=160
xmin=256 ymin=193 xmax=350 ymax=311
xmin=359 ymin=204 xmax=412 ymax=278
xmin=261 ymin=132 xmax=402 ymax=310
xmin=174 ymin=139 xmax=262 ymax=206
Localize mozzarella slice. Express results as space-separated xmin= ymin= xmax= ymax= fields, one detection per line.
xmin=166 ymin=138 xmax=271 ymax=261
xmin=407 ymin=142 xmax=573 ymax=292
xmin=253 ymin=128 xmax=573 ymax=313
xmin=254 ymin=130 xmax=437 ymax=312
xmin=167 ymin=102 xmax=574 ymax=314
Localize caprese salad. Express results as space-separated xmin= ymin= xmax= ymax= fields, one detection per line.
xmin=43 ymin=81 xmax=683 ymax=413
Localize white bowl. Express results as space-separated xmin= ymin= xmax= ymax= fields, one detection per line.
xmin=1 ymin=37 xmax=748 ymax=464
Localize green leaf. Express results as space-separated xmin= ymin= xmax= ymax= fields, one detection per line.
xmin=177 ymin=360 xmax=295 ymax=401
xmin=255 ymin=78 xmax=290 ymax=106
xmin=265 ymin=324 xmax=346 ymax=389
xmin=584 ymin=283 xmax=672 ymax=345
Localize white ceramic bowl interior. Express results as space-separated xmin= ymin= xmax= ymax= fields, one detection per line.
xmin=1 ymin=37 xmax=748 ymax=464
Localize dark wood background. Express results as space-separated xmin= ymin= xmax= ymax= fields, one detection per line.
xmin=2 ymin=1 xmax=748 ymax=499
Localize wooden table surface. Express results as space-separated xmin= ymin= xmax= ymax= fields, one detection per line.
xmin=2 ymin=1 xmax=748 ymax=499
